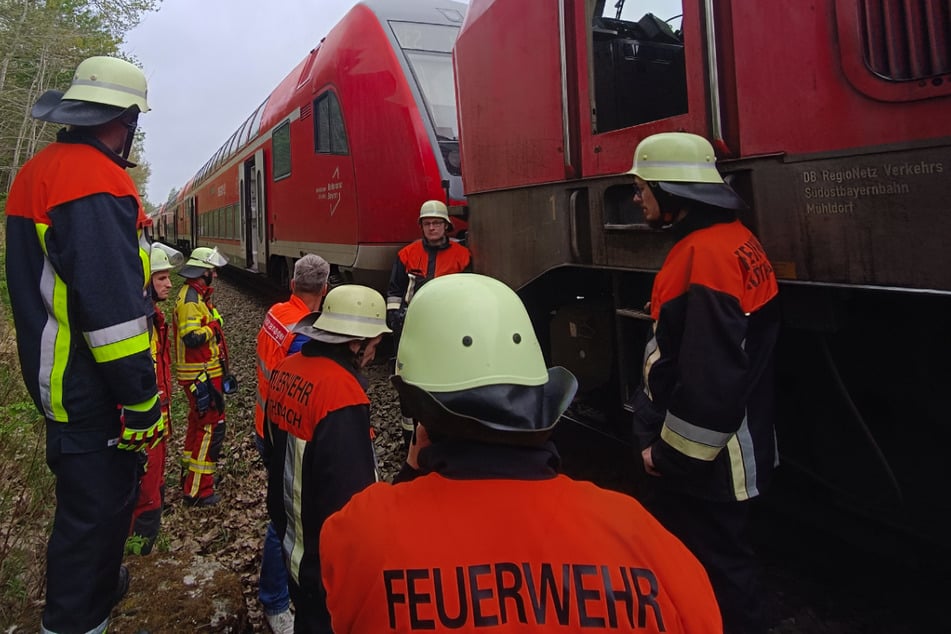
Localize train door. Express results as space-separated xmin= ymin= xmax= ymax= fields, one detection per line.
xmin=239 ymin=150 xmax=268 ymax=272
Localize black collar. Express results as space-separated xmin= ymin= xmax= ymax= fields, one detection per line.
xmin=418 ymin=439 xmax=561 ymax=480
xmin=56 ymin=127 xmax=136 ymax=169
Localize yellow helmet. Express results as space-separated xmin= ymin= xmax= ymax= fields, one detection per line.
xmin=179 ymin=246 xmax=228 ymax=278
xmin=418 ymin=199 xmax=452 ymax=231
xmin=293 ymin=285 xmax=391 ymax=343
xmin=627 ymin=132 xmax=747 ymax=209
xmin=392 ymin=274 xmax=577 ymax=445
xmin=149 ymin=243 xmax=184 ymax=274
xmin=63 ymin=56 xmax=150 ymax=112
xmin=32 ymin=56 xmax=150 ymax=126
xmin=628 ymin=132 xmax=724 ymax=183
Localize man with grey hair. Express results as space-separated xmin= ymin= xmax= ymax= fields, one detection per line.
xmin=254 ymin=253 xmax=329 ymax=633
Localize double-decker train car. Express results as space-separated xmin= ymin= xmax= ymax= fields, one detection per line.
xmin=166 ymin=0 xmax=467 ymax=288
xmin=455 ymin=0 xmax=951 ymax=561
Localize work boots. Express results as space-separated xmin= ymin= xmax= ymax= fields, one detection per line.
xmin=114 ymin=564 xmax=130 ymax=606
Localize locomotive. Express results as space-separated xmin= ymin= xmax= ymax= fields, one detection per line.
xmin=455 ymin=0 xmax=951 ymax=562
xmin=156 ymin=0 xmax=468 ymax=289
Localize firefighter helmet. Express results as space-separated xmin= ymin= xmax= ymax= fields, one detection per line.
xmin=149 ymin=243 xmax=184 ymax=274
xmin=627 ymin=132 xmax=747 ymax=210
xmin=391 ymin=273 xmax=578 ymax=446
xmin=179 ymin=246 xmax=228 ymax=278
xmin=292 ymin=284 xmax=391 ymax=343
xmin=418 ymin=199 xmax=453 ymax=231
xmin=32 ymin=56 xmax=150 ymax=127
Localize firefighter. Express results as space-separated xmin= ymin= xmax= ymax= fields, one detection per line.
xmin=320 ymin=274 xmax=722 ymax=634
xmin=263 ymin=284 xmax=390 ymax=634
xmin=4 ymin=55 xmax=164 ymax=633
xmin=253 ymin=253 xmax=329 ymax=634
xmin=173 ymin=245 xmax=231 ymax=507
xmin=386 ymin=199 xmax=471 ymax=447
xmin=128 ymin=244 xmax=183 ymax=554
xmin=627 ymin=132 xmax=780 ymax=634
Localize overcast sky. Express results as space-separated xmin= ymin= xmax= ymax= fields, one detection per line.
xmin=123 ymin=0 xmax=678 ymax=205
xmin=124 ymin=0 xmax=359 ymax=204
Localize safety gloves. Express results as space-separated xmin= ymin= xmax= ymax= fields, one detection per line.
xmin=119 ymin=396 xmax=166 ymax=450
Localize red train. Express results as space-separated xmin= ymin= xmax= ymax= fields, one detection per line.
xmin=455 ymin=0 xmax=951 ymax=561
xmin=156 ymin=0 xmax=468 ymax=289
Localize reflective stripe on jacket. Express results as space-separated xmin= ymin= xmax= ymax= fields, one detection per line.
xmin=264 ymin=351 xmax=378 ymax=600
xmin=4 ymin=134 xmax=157 ymax=422
xmin=173 ymin=280 xmax=222 ymax=381
xmin=640 ymin=219 xmax=780 ymax=501
xmin=254 ymin=294 xmax=310 ymax=438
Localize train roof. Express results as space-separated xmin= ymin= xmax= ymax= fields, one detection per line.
xmin=360 ymin=0 xmax=467 ymax=24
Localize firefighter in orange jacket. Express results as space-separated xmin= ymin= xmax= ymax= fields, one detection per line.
xmin=320 ymin=274 xmax=722 ymax=634
xmin=264 ymin=284 xmax=390 ymax=633
xmin=4 ymin=56 xmax=163 ymax=633
xmin=387 ymin=199 xmax=471 ymax=447
xmin=254 ymin=253 xmax=329 ymax=634
xmin=627 ymin=133 xmax=780 ymax=634
xmin=174 ymin=246 xmax=231 ymax=507
xmin=128 ymin=244 xmax=183 ymax=555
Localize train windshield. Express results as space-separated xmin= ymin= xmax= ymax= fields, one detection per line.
xmin=390 ymin=21 xmax=461 ymax=175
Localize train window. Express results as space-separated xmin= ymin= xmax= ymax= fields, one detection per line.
xmin=247 ymin=99 xmax=268 ymax=142
xmin=314 ymin=92 xmax=349 ymax=154
xmin=393 ymin=22 xmax=461 ymax=177
xmin=390 ymin=21 xmax=457 ymax=54
xmin=227 ymin=130 xmax=241 ymax=158
xmin=592 ymin=0 xmax=687 ymax=133
xmin=272 ymin=120 xmax=291 ymax=180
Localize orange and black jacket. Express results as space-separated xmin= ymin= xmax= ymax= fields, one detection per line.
xmin=263 ymin=343 xmax=378 ymax=625
xmin=254 ymin=294 xmax=310 ymax=438
xmin=386 ymin=237 xmax=471 ymax=311
xmin=634 ymin=216 xmax=780 ymax=502
xmin=4 ymin=129 xmax=159 ymax=427
xmin=321 ymin=441 xmax=722 ymax=633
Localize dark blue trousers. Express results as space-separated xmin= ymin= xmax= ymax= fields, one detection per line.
xmin=42 ymin=416 xmax=138 ymax=634
xmin=643 ymin=488 xmax=766 ymax=634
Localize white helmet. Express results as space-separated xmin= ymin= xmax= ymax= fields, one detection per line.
xmin=179 ymin=246 xmax=228 ymax=278
xmin=418 ymin=199 xmax=452 ymax=231
xmin=391 ymin=274 xmax=577 ymax=446
xmin=292 ymin=285 xmax=392 ymax=344
xmin=149 ymin=243 xmax=184 ymax=274
xmin=32 ymin=56 xmax=150 ymax=126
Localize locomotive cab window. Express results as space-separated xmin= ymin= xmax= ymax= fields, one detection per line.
xmin=592 ymin=0 xmax=687 ymax=133
xmin=391 ymin=21 xmax=462 ymax=176
xmin=314 ymin=92 xmax=349 ymax=155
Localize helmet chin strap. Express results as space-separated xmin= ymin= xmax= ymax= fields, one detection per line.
xmin=120 ymin=120 xmax=137 ymax=159
xmin=653 ymin=183 xmax=687 ymax=228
